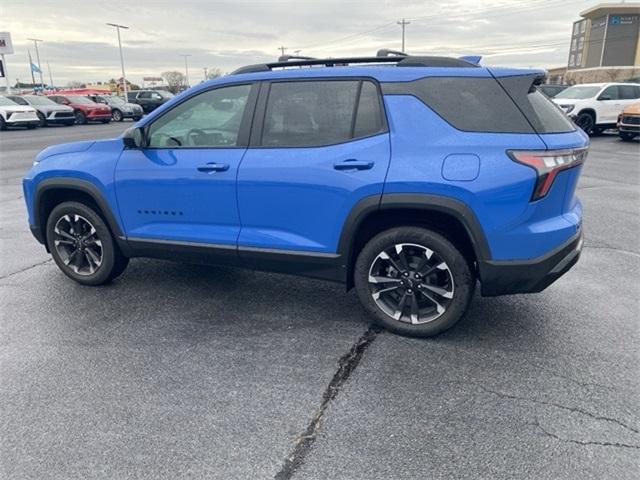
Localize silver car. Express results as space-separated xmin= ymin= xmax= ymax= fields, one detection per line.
xmin=88 ymin=94 xmax=143 ymax=122
xmin=7 ymin=94 xmax=76 ymax=127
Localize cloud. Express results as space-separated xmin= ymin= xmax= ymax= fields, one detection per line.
xmin=1 ymin=0 xmax=593 ymax=85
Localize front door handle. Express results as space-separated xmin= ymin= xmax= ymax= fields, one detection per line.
xmin=197 ymin=162 xmax=230 ymax=173
xmin=333 ymin=159 xmax=374 ymax=171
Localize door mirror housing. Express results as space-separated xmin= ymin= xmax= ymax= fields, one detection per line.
xmin=598 ymin=94 xmax=612 ymax=101
xmin=122 ymin=127 xmax=146 ymax=149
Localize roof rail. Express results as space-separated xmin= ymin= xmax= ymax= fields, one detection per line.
xmin=231 ymin=55 xmax=478 ymax=75
xmin=278 ymin=54 xmax=316 ymax=62
xmin=376 ymin=49 xmax=408 ymax=57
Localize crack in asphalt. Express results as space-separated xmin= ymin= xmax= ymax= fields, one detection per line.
xmin=274 ymin=325 xmax=381 ymax=480
xmin=0 ymin=259 xmax=52 ymax=281
xmin=533 ymin=419 xmax=640 ymax=450
xmin=471 ymin=383 xmax=640 ymax=436
xmin=583 ymin=244 xmax=640 ymax=258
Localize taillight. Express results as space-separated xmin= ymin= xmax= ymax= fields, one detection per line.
xmin=508 ymin=147 xmax=588 ymax=201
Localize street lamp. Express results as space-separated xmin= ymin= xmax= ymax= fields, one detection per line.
xmin=27 ymin=38 xmax=44 ymax=91
xmin=106 ymin=23 xmax=129 ymax=101
xmin=180 ymin=54 xmax=191 ymax=88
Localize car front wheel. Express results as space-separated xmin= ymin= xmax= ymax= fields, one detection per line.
xmin=46 ymin=202 xmax=129 ymax=285
xmin=37 ymin=112 xmax=47 ymax=127
xmin=112 ymin=109 xmax=123 ymax=122
xmin=575 ymin=112 xmax=595 ymax=135
xmin=619 ymin=132 xmax=636 ymax=142
xmin=75 ymin=111 xmax=87 ymax=124
xmin=354 ymin=227 xmax=475 ymax=337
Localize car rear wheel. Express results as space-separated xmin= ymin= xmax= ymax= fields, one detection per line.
xmin=0 ymin=117 xmax=6 ymax=130
xmin=75 ymin=111 xmax=87 ymax=124
xmin=354 ymin=227 xmax=475 ymax=337
xmin=112 ymin=109 xmax=123 ymax=122
xmin=46 ymin=202 xmax=129 ymax=285
xmin=37 ymin=112 xmax=47 ymax=127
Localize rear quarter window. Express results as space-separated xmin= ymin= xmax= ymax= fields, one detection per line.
xmin=383 ymin=76 xmax=576 ymax=134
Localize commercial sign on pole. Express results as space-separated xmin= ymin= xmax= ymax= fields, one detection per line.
xmin=0 ymin=32 xmax=13 ymax=93
xmin=0 ymin=32 xmax=14 ymax=54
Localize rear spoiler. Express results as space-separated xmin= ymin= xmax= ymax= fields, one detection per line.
xmin=459 ymin=55 xmax=482 ymax=65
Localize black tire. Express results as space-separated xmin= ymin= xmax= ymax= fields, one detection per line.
xmin=575 ymin=112 xmax=595 ymax=135
xmin=619 ymin=132 xmax=636 ymax=142
xmin=0 ymin=117 xmax=6 ymax=130
xmin=112 ymin=109 xmax=123 ymax=122
xmin=46 ymin=201 xmax=129 ymax=285
xmin=591 ymin=126 xmax=605 ymax=136
xmin=75 ymin=111 xmax=87 ymax=124
xmin=37 ymin=112 xmax=47 ymax=127
xmin=354 ymin=227 xmax=475 ymax=337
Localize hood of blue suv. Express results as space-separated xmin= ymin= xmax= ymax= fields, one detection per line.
xmin=35 ymin=140 xmax=96 ymax=163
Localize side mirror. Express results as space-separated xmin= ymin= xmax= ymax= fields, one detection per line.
xmin=598 ymin=95 xmax=611 ymax=101
xmin=122 ymin=127 xmax=146 ymax=149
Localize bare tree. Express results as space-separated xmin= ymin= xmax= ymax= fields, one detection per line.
xmin=161 ymin=71 xmax=186 ymax=93
xmin=206 ymin=68 xmax=223 ymax=80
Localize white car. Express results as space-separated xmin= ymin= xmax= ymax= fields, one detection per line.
xmin=553 ymin=82 xmax=640 ymax=135
xmin=0 ymin=95 xmax=40 ymax=130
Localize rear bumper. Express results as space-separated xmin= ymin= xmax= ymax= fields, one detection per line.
xmin=479 ymin=230 xmax=583 ymax=296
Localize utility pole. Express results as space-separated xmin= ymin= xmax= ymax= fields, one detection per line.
xmin=203 ymin=67 xmax=208 ymax=81
xmin=278 ymin=46 xmax=287 ymax=57
xmin=180 ymin=54 xmax=191 ymax=87
xmin=106 ymin=23 xmax=129 ymax=101
xmin=397 ymin=19 xmax=410 ymax=53
xmin=27 ymin=38 xmax=44 ymax=90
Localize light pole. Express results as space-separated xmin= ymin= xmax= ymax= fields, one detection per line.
xmin=27 ymin=38 xmax=44 ymax=91
xmin=106 ymin=23 xmax=129 ymax=101
xmin=180 ymin=54 xmax=191 ymax=87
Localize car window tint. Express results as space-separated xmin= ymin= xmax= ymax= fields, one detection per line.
xmin=261 ymin=80 xmax=359 ymax=147
xmin=619 ymin=85 xmax=638 ymax=100
xmin=138 ymin=92 xmax=150 ymax=99
xmin=147 ymin=84 xmax=251 ymax=148
xmin=383 ymin=77 xmax=535 ymax=133
xmin=353 ymin=81 xmax=384 ymax=138
xmin=600 ymin=86 xmax=620 ymax=100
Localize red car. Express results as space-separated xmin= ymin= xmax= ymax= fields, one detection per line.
xmin=47 ymin=95 xmax=111 ymax=124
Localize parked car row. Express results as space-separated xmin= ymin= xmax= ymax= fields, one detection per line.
xmin=0 ymin=89 xmax=174 ymax=130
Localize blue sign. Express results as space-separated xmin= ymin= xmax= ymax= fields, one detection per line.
xmin=611 ymin=16 xmax=620 ymax=25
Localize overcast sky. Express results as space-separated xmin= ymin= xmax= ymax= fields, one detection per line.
xmin=2 ymin=0 xmax=598 ymax=86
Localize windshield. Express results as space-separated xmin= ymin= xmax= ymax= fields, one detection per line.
xmin=24 ymin=95 xmax=57 ymax=105
xmin=66 ymin=95 xmax=97 ymax=105
xmin=159 ymin=90 xmax=174 ymax=98
xmin=0 ymin=96 xmax=19 ymax=106
xmin=555 ymin=85 xmax=602 ymax=100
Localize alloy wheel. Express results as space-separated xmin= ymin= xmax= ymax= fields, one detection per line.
xmin=576 ymin=114 xmax=594 ymax=133
xmin=368 ymin=243 xmax=454 ymax=324
xmin=53 ymin=214 xmax=103 ymax=275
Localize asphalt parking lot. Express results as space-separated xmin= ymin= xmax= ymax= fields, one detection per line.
xmin=1 ymin=124 xmax=638 ymax=479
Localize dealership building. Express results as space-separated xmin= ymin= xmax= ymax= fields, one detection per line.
xmin=553 ymin=3 xmax=640 ymax=83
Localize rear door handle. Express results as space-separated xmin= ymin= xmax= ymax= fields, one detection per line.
xmin=197 ymin=162 xmax=230 ymax=173
xmin=333 ymin=159 xmax=374 ymax=171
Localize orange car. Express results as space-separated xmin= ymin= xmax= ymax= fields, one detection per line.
xmin=618 ymin=103 xmax=640 ymax=141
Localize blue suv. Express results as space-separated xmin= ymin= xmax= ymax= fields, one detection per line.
xmin=23 ymin=53 xmax=588 ymax=337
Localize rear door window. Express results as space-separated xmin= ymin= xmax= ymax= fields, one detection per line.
xmin=260 ymin=80 xmax=385 ymax=147
xmin=619 ymin=85 xmax=640 ymax=100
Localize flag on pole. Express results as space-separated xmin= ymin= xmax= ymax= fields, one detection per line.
xmin=30 ymin=62 xmax=41 ymax=73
